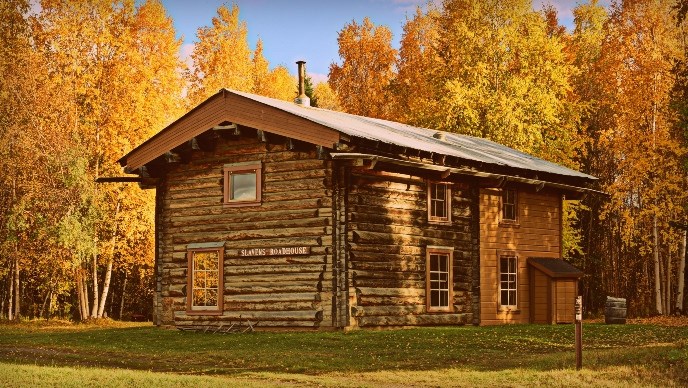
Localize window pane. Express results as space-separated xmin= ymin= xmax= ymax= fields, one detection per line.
xmin=193 ymin=289 xmax=205 ymax=306
xmin=231 ymin=172 xmax=256 ymax=201
xmin=194 ymin=271 xmax=206 ymax=288
xmin=206 ymin=290 xmax=218 ymax=307
xmin=431 ymin=290 xmax=439 ymax=306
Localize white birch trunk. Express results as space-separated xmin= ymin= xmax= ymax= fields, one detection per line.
xmin=97 ymin=202 xmax=120 ymax=318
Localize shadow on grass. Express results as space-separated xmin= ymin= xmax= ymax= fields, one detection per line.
xmin=0 ymin=322 xmax=686 ymax=380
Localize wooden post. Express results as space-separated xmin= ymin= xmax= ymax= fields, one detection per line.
xmin=575 ymin=295 xmax=583 ymax=370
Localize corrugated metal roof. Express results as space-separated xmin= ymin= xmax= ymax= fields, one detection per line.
xmin=229 ymin=89 xmax=596 ymax=181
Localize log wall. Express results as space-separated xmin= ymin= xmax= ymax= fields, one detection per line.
xmin=479 ymin=188 xmax=561 ymax=325
xmin=347 ymin=169 xmax=479 ymax=327
xmin=156 ymin=134 xmax=334 ymax=328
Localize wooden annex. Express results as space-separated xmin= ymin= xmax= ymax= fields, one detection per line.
xmin=115 ymin=71 xmax=597 ymax=329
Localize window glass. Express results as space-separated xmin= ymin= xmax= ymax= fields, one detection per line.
xmin=429 ymin=183 xmax=450 ymax=222
xmin=429 ymin=253 xmax=450 ymax=309
xmin=503 ymin=189 xmax=516 ymax=221
xmin=231 ymin=172 xmax=256 ymax=201
xmin=500 ymin=256 xmax=517 ymax=307
xmin=191 ymin=250 xmax=220 ymax=309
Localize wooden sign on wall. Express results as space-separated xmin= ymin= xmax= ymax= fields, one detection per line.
xmin=239 ymin=246 xmax=311 ymax=257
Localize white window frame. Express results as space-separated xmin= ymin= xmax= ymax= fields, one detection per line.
xmin=426 ymin=246 xmax=453 ymax=312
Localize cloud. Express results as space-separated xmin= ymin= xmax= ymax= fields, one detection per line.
xmin=180 ymin=43 xmax=195 ymax=69
xmin=309 ymin=72 xmax=329 ymax=84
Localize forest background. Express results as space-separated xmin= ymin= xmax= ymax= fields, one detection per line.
xmin=1 ymin=0 xmax=688 ymax=321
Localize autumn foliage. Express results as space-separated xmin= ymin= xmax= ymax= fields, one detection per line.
xmin=1 ymin=0 xmax=688 ymax=321
xmin=329 ymin=0 xmax=688 ymax=316
xmin=0 ymin=1 xmax=298 ymax=321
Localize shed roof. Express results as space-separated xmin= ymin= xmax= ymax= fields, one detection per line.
xmin=118 ymin=89 xmax=596 ymax=186
xmin=528 ymin=257 xmax=584 ymax=278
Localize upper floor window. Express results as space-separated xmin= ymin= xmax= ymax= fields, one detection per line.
xmin=426 ymin=246 xmax=453 ymax=312
xmin=428 ymin=182 xmax=451 ymax=223
xmin=502 ymin=189 xmax=517 ymax=222
xmin=224 ymin=161 xmax=261 ymax=207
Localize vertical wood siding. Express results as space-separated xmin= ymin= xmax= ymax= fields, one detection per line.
xmin=347 ymin=169 xmax=478 ymax=327
xmin=479 ymin=188 xmax=561 ymax=325
xmin=158 ymin=135 xmax=333 ymax=328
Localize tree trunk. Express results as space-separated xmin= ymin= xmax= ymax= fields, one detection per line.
xmin=119 ymin=272 xmax=127 ymax=320
xmin=46 ymin=290 xmax=53 ymax=320
xmin=666 ymin=250 xmax=672 ymax=315
xmin=677 ymin=229 xmax=686 ymax=313
xmin=654 ymin=214 xmax=663 ymax=315
xmin=7 ymin=259 xmax=13 ymax=321
xmin=13 ymin=256 xmax=19 ymax=320
xmin=39 ymin=290 xmax=49 ymax=319
xmin=97 ymin=201 xmax=120 ymax=318
xmin=76 ymin=270 xmax=85 ymax=321
xmin=81 ymin=269 xmax=91 ymax=320
xmin=91 ymin=248 xmax=99 ymax=319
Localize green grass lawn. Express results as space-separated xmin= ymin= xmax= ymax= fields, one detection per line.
xmin=0 ymin=319 xmax=686 ymax=387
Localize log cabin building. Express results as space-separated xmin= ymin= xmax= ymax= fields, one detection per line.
xmin=115 ymin=63 xmax=593 ymax=329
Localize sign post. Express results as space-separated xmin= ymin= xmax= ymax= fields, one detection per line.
xmin=574 ymin=295 xmax=583 ymax=370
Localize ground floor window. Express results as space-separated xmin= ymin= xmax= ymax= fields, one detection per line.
xmin=500 ymin=256 xmax=517 ymax=308
xmin=187 ymin=245 xmax=224 ymax=313
xmin=426 ymin=246 xmax=453 ymax=312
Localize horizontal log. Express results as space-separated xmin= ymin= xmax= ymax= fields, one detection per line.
xmin=351 ymin=305 xmax=426 ymax=317
xmin=174 ymin=309 xmax=322 ymax=321
xmin=351 ymin=205 xmax=425 ymax=220
xmin=352 ymin=193 xmax=422 ymax=210
xmin=226 ymin=263 xmax=326 ymax=275
xmin=352 ymin=269 xmax=424 ymax=281
xmin=350 ymin=261 xmax=424 ymax=273
xmin=350 ymin=223 xmax=472 ymax=241
xmin=356 ymin=313 xmax=471 ymax=327
xmin=352 ymin=230 xmax=470 ymax=249
xmin=171 ymin=320 xmax=322 ymax=328
xmin=167 ymin=208 xmax=320 ymax=227
xmin=225 ymin=284 xmax=330 ymax=296
xmin=350 ymin=212 xmax=472 ymax=229
xmin=163 ymin=197 xmax=332 ymax=212
xmin=347 ymin=243 xmax=422 ymax=256
xmin=357 ymin=295 xmax=423 ymax=306
xmin=356 ymin=287 xmax=425 ymax=298
xmin=352 ymin=278 xmax=425 ymax=289
xmin=265 ymin=177 xmax=330 ymax=192
xmin=170 ymin=236 xmax=325 ymax=252
xmin=264 ymin=168 xmax=327 ymax=183
xmin=225 ymin=255 xmax=326 ymax=266
xmin=167 ymin=216 xmax=328 ymax=235
xmin=224 ymin=273 xmax=323 ymax=283
xmin=225 ymin=292 xmax=320 ymax=303
xmin=262 ymin=159 xmax=326 ymax=173
xmin=350 ymin=251 xmax=423 ymax=263
xmin=349 ymin=186 xmax=424 ymax=202
xmin=170 ymin=226 xmax=328 ymax=244
xmin=224 ymin=301 xmax=317 ymax=311
xmin=349 ymin=180 xmax=424 ymax=194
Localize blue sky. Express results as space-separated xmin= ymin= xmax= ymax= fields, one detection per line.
xmin=163 ymin=0 xmax=609 ymax=84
